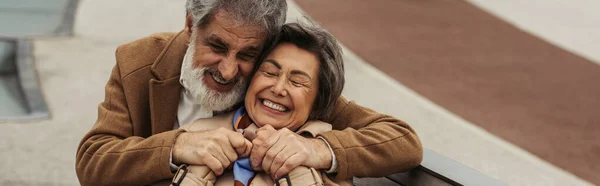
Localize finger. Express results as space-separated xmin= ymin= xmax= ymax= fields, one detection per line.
xmin=273 ymin=153 xmax=304 ymax=179
xmin=257 ymin=124 xmax=275 ymax=132
xmin=250 ymin=139 xmax=267 ymax=170
xmin=262 ymin=135 xmax=286 ymax=173
xmin=228 ymin=132 xmax=250 ymax=155
xmin=203 ymin=155 xmax=225 ymax=176
xmin=255 ymin=125 xmax=277 ymax=140
xmin=269 ymin=145 xmax=294 ymax=176
xmin=213 ymin=150 xmax=231 ymax=174
xmin=220 ymin=140 xmax=239 ymax=163
xmin=235 ymin=139 xmax=253 ymax=157
xmin=243 ymin=128 xmax=257 ymax=141
xmin=250 ymin=130 xmax=280 ymax=169
xmin=238 ymin=140 xmax=253 ymax=158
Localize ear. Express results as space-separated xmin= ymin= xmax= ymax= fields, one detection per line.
xmin=184 ymin=13 xmax=194 ymax=40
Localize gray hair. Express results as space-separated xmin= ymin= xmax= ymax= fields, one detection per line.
xmin=257 ymin=22 xmax=345 ymax=120
xmin=185 ymin=0 xmax=287 ymax=36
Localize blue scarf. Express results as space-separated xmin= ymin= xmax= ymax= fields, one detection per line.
xmin=232 ymin=107 xmax=254 ymax=186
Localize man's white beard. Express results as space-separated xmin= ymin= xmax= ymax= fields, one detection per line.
xmin=179 ymin=34 xmax=247 ymax=112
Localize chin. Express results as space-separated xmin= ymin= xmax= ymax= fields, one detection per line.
xmin=252 ymin=117 xmax=280 ymax=129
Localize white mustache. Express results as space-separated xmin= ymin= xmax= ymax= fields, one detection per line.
xmin=207 ymin=69 xmax=239 ymax=85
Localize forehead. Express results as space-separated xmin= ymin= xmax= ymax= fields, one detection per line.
xmin=266 ymin=43 xmax=320 ymax=76
xmin=202 ymin=11 xmax=267 ymax=44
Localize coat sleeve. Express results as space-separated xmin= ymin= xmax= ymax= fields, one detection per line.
xmin=75 ymin=56 xmax=184 ymax=185
xmin=318 ymin=96 xmax=423 ymax=180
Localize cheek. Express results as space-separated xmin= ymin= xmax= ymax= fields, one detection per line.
xmin=291 ymin=91 xmax=316 ymax=119
xmin=193 ymin=47 xmax=220 ymax=67
xmin=244 ymin=81 xmax=258 ymax=122
xmin=247 ymin=75 xmax=271 ymax=91
xmin=245 ymin=80 xmax=259 ymax=101
xmin=239 ymin=63 xmax=255 ymax=78
xmin=287 ymin=93 xmax=313 ymax=130
xmin=245 ymin=75 xmax=268 ymax=103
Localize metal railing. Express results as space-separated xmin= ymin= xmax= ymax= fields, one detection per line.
xmin=353 ymin=148 xmax=507 ymax=186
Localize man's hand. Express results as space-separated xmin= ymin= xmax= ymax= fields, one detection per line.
xmin=172 ymin=128 xmax=252 ymax=175
xmin=250 ymin=125 xmax=332 ymax=179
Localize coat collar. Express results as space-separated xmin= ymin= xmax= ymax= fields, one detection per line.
xmin=151 ymin=30 xmax=188 ymax=80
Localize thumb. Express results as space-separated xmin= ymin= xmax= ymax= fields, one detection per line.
xmin=229 ymin=132 xmax=250 ymax=155
xmin=243 ymin=127 xmax=257 ymax=141
xmin=238 ymin=139 xmax=253 ymax=157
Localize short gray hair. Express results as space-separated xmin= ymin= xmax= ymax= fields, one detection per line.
xmin=257 ymin=23 xmax=345 ymax=120
xmin=185 ymin=0 xmax=287 ymax=36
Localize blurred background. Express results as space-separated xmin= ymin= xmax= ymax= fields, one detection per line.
xmin=0 ymin=0 xmax=598 ymax=185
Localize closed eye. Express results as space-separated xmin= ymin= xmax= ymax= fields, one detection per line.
xmin=210 ymin=43 xmax=227 ymax=53
xmin=263 ymin=71 xmax=277 ymax=77
xmin=289 ymin=74 xmax=310 ymax=87
xmin=238 ymin=53 xmax=257 ymax=61
xmin=290 ymin=80 xmax=303 ymax=87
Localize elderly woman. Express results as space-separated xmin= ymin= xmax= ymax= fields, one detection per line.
xmin=171 ymin=22 xmax=348 ymax=186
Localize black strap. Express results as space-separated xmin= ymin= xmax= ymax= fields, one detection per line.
xmin=171 ymin=164 xmax=188 ymax=186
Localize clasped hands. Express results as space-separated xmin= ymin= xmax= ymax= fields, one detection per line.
xmin=172 ymin=124 xmax=332 ymax=179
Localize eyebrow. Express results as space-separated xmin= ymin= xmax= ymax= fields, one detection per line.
xmin=241 ymin=46 xmax=260 ymax=54
xmin=264 ymin=59 xmax=312 ymax=80
xmin=264 ymin=59 xmax=281 ymax=69
xmin=290 ymin=70 xmax=312 ymax=80
xmin=207 ymin=35 xmax=228 ymax=48
xmin=207 ymin=34 xmax=261 ymax=53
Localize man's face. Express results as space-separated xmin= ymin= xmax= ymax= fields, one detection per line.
xmin=190 ymin=10 xmax=266 ymax=91
xmin=180 ymin=11 xmax=267 ymax=111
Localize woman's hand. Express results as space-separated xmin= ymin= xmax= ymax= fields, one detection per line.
xmin=250 ymin=125 xmax=332 ymax=179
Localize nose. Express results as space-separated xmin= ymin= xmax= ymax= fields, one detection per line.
xmin=217 ymin=55 xmax=239 ymax=81
xmin=270 ymin=76 xmax=288 ymax=97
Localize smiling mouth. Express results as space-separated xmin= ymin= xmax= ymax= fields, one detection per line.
xmin=203 ymin=70 xmax=238 ymax=93
xmin=261 ymin=99 xmax=288 ymax=112
xmin=210 ymin=71 xmax=235 ymax=85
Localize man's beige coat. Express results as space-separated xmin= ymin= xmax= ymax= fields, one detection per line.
xmin=75 ymin=31 xmax=423 ymax=186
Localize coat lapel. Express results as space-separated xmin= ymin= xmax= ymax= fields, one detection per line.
xmin=149 ymin=30 xmax=188 ymax=134
xmin=149 ymin=78 xmax=181 ymax=134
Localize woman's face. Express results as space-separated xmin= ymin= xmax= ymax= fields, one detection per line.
xmin=245 ymin=42 xmax=319 ymax=131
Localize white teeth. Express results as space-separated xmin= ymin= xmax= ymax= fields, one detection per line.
xmin=212 ymin=72 xmax=230 ymax=84
xmin=262 ymin=99 xmax=287 ymax=112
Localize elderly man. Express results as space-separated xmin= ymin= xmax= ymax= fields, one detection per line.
xmin=75 ymin=0 xmax=422 ymax=185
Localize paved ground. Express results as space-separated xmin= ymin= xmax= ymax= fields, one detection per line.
xmin=0 ymin=0 xmax=596 ymax=185
xmin=294 ymin=0 xmax=600 ymax=184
